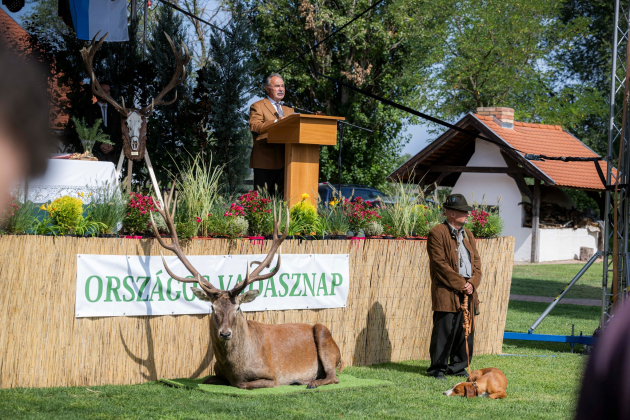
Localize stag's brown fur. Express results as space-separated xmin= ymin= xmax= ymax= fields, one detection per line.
xmin=151 ymin=194 xmax=342 ymax=390
xmin=196 ymin=290 xmax=342 ymax=389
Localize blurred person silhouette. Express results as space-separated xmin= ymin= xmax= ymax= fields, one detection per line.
xmin=576 ymin=301 xmax=630 ymax=419
xmin=84 ymin=80 xmax=122 ymax=163
xmin=0 ymin=40 xmax=52 ymax=212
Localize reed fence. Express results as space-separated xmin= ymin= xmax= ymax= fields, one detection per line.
xmin=0 ymin=235 xmax=514 ymax=388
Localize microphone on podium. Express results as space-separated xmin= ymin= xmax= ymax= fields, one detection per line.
xmin=279 ymin=102 xmax=324 ymax=115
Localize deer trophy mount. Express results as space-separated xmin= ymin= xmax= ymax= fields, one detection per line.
xmin=80 ymin=31 xmax=190 ymax=201
xmin=149 ymin=184 xmax=343 ymax=390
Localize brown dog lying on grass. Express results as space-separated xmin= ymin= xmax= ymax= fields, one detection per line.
xmin=443 ymin=368 xmax=507 ymax=399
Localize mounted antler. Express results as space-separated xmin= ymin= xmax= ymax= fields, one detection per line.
xmin=79 ymin=32 xmax=127 ymax=115
xmin=149 ymin=179 xmax=220 ymax=295
xmin=229 ymin=202 xmax=289 ymax=297
xmin=140 ymin=33 xmax=191 ymax=116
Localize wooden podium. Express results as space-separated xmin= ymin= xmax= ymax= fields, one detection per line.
xmin=263 ymin=114 xmax=344 ymax=207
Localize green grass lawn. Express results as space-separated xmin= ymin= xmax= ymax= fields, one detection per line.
xmin=0 ymin=355 xmax=584 ymax=420
xmin=511 ymin=263 xmax=603 ymax=300
xmin=0 ymin=263 xmax=595 ymax=420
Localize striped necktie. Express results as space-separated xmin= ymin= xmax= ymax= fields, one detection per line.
xmin=275 ymin=102 xmax=284 ymax=117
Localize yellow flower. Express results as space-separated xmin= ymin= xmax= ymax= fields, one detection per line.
xmin=301 ymin=193 xmax=309 ymax=199
xmin=78 ymin=192 xmax=84 ymax=198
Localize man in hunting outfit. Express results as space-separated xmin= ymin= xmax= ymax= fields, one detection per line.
xmin=426 ymin=194 xmax=482 ymax=380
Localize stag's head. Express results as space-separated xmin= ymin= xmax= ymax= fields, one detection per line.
xmin=149 ymin=184 xmax=288 ymax=342
xmin=124 ymin=111 xmax=145 ymax=153
xmin=80 ymin=31 xmax=190 ymax=158
xmin=192 ymin=288 xmax=260 ymax=341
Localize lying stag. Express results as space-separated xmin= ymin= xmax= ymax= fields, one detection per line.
xmin=150 ymin=188 xmax=343 ymax=389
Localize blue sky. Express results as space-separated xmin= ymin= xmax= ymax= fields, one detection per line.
xmin=2 ymin=3 xmax=435 ymax=157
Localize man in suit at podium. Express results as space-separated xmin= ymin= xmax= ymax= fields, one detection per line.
xmin=249 ymin=73 xmax=294 ymax=195
xmin=85 ymin=81 xmax=123 ymax=163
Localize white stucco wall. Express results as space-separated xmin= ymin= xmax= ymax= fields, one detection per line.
xmin=538 ymin=228 xmax=598 ymax=262
xmin=450 ymin=139 xmax=533 ymax=260
xmin=451 ymin=139 xmax=598 ymax=262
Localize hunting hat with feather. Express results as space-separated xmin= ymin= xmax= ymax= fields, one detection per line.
xmin=443 ymin=194 xmax=473 ymax=212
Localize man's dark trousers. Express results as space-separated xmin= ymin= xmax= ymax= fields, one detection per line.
xmin=427 ymin=298 xmax=474 ymax=377
xmin=253 ymin=168 xmax=284 ymax=196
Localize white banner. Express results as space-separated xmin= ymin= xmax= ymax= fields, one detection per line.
xmin=76 ymin=254 xmax=349 ymax=318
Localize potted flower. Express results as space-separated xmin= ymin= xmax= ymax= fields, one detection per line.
xmin=122 ymin=192 xmax=156 ymax=238
xmin=72 ymin=117 xmax=115 ymax=158
xmin=234 ymin=191 xmax=271 ymax=239
xmin=342 ymin=197 xmax=380 ymax=239
xmin=467 ymin=209 xmax=504 ymax=238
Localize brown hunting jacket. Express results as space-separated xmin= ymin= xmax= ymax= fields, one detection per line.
xmin=427 ymin=222 xmax=482 ymax=313
xmin=248 ymin=98 xmax=295 ymax=170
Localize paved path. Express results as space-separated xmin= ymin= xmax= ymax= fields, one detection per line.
xmin=513 ymin=258 xmax=603 ymax=266
xmin=510 ymin=294 xmax=600 ymax=306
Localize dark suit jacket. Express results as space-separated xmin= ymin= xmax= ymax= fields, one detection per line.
xmin=85 ymin=102 xmax=123 ymax=163
xmin=249 ymin=98 xmax=294 ymax=170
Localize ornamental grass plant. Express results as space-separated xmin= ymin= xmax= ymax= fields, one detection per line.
xmin=257 ymin=187 xmax=289 ymax=237
xmin=175 ymin=153 xmax=222 ymax=237
xmin=88 ymin=184 xmax=128 ymax=234
xmin=321 ymin=200 xmax=349 ymax=236
xmin=380 ymin=179 xmax=423 ymax=238
xmin=0 ymin=198 xmax=39 ymax=234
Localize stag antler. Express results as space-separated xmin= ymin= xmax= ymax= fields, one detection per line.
xmin=80 ymin=32 xmax=127 ymax=115
xmin=149 ymin=179 xmax=220 ymax=295
xmin=140 ymin=33 xmax=191 ymax=116
xmin=229 ymin=202 xmax=290 ymax=297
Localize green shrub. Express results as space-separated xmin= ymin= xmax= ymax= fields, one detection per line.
xmin=39 ymin=195 xmax=105 ymax=236
xmin=289 ymin=196 xmax=318 ymax=236
xmin=364 ymin=220 xmax=384 ymax=237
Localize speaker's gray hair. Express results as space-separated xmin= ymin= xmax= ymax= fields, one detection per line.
xmin=265 ymin=73 xmax=283 ymax=87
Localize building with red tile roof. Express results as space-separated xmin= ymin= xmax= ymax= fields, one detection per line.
xmin=1 ymin=8 xmax=69 ymax=130
xmin=388 ymin=107 xmax=606 ymax=262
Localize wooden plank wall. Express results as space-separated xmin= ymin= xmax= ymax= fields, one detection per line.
xmin=0 ymin=236 xmax=514 ymax=388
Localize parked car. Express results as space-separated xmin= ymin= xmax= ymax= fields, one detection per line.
xmin=317 ymin=182 xmax=389 ymax=206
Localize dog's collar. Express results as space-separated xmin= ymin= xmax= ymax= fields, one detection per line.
xmin=472 ymin=382 xmax=478 ymax=396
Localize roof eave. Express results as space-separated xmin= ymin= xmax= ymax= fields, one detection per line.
xmin=467 ymin=113 xmax=556 ymax=186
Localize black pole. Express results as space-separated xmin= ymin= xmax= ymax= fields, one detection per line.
xmin=143 ymin=0 xmax=148 ymax=61
xmin=337 ymin=120 xmax=345 ymax=197
xmin=336 ymin=120 xmax=371 ymax=199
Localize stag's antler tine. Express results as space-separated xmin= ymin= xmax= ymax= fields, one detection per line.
xmin=229 ymin=203 xmax=289 ymax=296
xmin=140 ymin=32 xmax=190 ymax=115
xmin=150 ymin=181 xmax=220 ymax=294
xmin=160 ymin=254 xmax=199 ymax=284
xmin=80 ymin=32 xmax=126 ymax=115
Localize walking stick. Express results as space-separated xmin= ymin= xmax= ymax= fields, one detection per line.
xmin=463 ymin=294 xmax=472 ymax=377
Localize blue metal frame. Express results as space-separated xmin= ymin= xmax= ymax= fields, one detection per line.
xmin=504 ymin=332 xmax=596 ymax=346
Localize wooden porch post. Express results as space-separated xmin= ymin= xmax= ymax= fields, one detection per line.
xmin=531 ymin=179 xmax=541 ymax=263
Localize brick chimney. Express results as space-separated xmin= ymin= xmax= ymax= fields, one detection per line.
xmin=475 ymin=107 xmax=514 ymax=129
